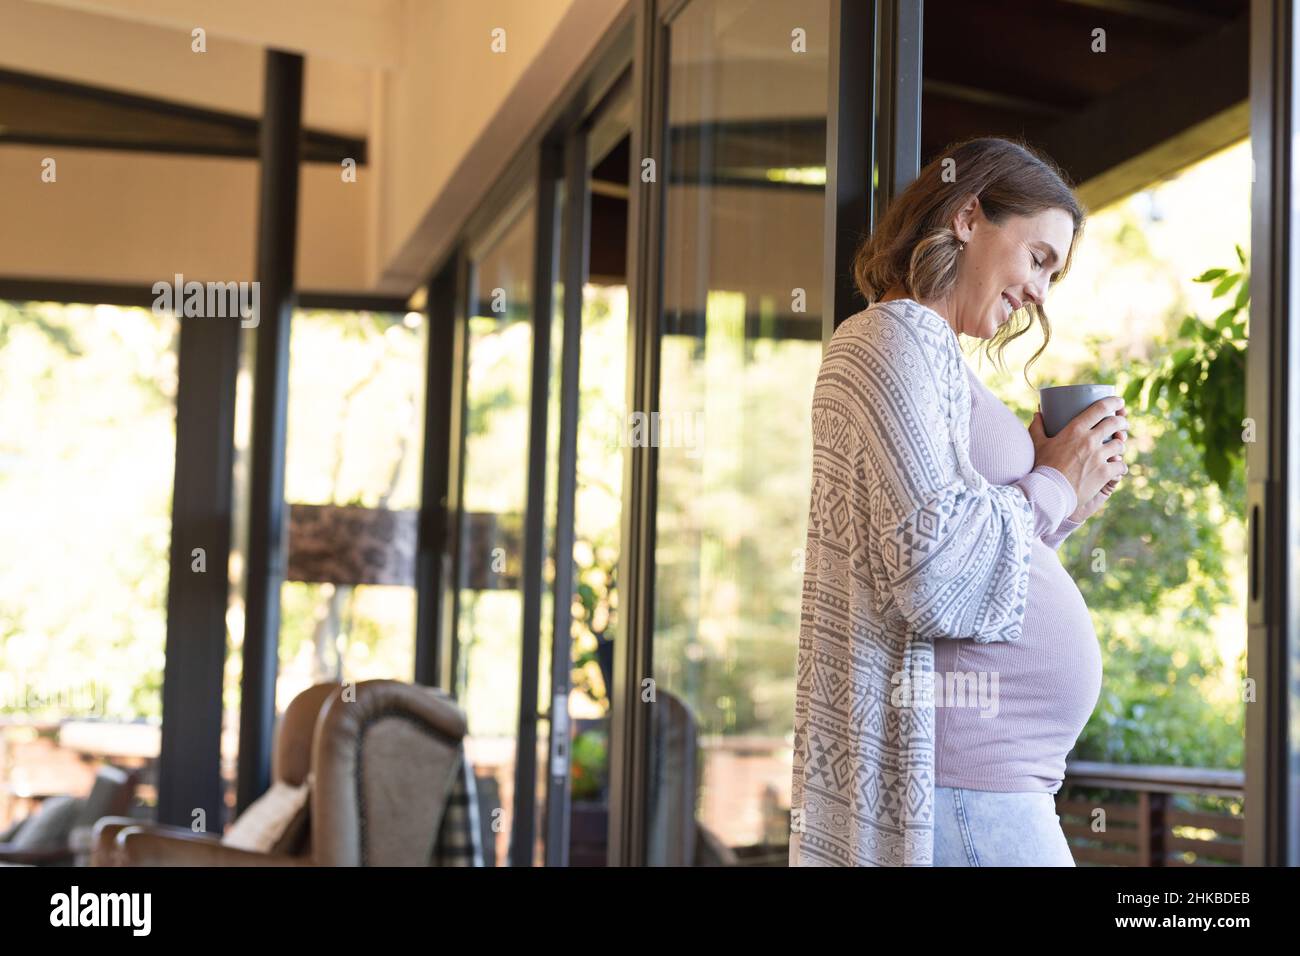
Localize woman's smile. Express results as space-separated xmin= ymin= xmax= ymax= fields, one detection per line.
xmin=997 ymin=291 xmax=1022 ymax=326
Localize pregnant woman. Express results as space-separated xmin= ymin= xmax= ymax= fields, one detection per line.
xmin=790 ymin=136 xmax=1129 ymax=867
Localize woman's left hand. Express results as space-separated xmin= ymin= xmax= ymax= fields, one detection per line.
xmin=1066 ymin=421 xmax=1128 ymax=523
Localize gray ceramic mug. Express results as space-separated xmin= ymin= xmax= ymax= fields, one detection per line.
xmin=1039 ymin=384 xmax=1119 ymax=443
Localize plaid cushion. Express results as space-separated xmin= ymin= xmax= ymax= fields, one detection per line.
xmin=431 ymin=746 xmax=483 ymax=866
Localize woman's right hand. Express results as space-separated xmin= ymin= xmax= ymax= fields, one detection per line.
xmin=1027 ymin=396 xmax=1129 ymax=506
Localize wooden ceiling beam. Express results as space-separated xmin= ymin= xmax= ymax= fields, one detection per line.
xmin=1029 ymin=12 xmax=1249 ymax=211
xmin=922 ymin=78 xmax=1072 ymax=120
xmin=1054 ymin=0 xmax=1233 ymax=32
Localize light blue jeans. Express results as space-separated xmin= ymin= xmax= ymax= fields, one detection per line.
xmin=933 ymin=785 xmax=1076 ymax=866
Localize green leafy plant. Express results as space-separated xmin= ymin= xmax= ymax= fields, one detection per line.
xmin=1122 ymin=246 xmax=1249 ymax=494
xmin=570 ymin=728 xmax=608 ymax=800
xmin=570 ymin=539 xmax=617 ymax=708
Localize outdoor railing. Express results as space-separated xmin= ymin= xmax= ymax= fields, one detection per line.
xmin=1056 ymin=761 xmax=1245 ymax=866
xmin=724 ymin=754 xmax=1245 ymax=867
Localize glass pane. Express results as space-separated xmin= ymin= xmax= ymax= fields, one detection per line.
xmin=221 ymin=323 xmax=256 ymax=827
xmin=530 ymin=85 xmax=633 ymax=867
xmin=0 ymin=301 xmax=178 ymax=828
xmin=534 ymin=183 xmax=563 ymax=868
xmin=564 ymin=122 xmax=632 ymax=867
xmin=649 ymin=0 xmax=831 ymax=864
xmin=458 ymin=199 xmax=536 ymax=866
xmin=565 ymin=281 xmax=627 ymax=866
xmin=275 ymin=309 xmax=427 ymax=714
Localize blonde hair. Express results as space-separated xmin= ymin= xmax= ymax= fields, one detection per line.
xmin=851 ymin=135 xmax=1087 ymax=387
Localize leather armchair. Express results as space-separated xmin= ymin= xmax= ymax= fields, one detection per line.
xmin=94 ymin=680 xmax=467 ymax=866
xmin=91 ymin=681 xmax=338 ymax=867
xmin=310 ymin=679 xmax=468 ymax=865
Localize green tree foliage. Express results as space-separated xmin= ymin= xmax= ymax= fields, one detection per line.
xmin=1073 ymin=253 xmax=1249 ymax=773
xmin=1122 ymin=245 xmax=1249 ymax=495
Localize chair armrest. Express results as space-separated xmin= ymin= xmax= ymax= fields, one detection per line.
xmin=116 ymin=827 xmax=312 ymax=867
xmin=91 ymin=817 xmax=219 ymax=867
xmin=0 ymin=843 xmax=75 ymax=865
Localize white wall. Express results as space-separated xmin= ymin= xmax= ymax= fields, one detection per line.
xmin=0 ymin=0 xmax=629 ymax=293
xmin=0 ymin=145 xmax=371 ymax=289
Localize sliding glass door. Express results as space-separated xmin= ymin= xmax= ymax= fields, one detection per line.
xmin=445 ymin=49 xmax=634 ymax=868
xmin=453 ymin=195 xmax=538 ymax=866
xmin=643 ymin=0 xmax=833 ymax=864
xmin=538 ymin=79 xmax=634 ymax=867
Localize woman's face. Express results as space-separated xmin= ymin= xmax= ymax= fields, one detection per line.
xmin=948 ymin=201 xmax=1075 ymax=339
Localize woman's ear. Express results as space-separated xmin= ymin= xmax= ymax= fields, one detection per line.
xmin=950 ymin=193 xmax=981 ymax=242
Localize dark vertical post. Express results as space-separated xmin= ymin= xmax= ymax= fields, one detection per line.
xmin=609 ymin=0 xmax=664 ymax=868
xmin=823 ymin=0 xmax=874 ymax=339
xmin=544 ymin=129 xmax=591 ymax=867
xmin=414 ymin=262 xmax=459 ymax=690
xmin=1135 ymin=791 xmax=1151 ymax=866
xmin=875 ymin=0 xmax=923 ymax=209
xmin=441 ymin=255 xmax=471 ymax=697
xmin=512 ymin=143 xmax=563 ymax=866
xmin=237 ymin=49 xmax=302 ymax=814
xmin=156 ymin=317 xmax=240 ymax=829
xmin=1246 ymin=0 xmax=1299 ymax=867
xmin=823 ymin=0 xmax=922 ymax=341
xmin=1147 ymin=792 xmax=1168 ymax=866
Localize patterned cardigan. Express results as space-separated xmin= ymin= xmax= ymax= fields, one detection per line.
xmin=790 ymin=298 xmax=1039 ymax=866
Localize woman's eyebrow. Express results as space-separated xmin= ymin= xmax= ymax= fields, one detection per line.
xmin=1033 ymin=240 xmax=1063 ymax=266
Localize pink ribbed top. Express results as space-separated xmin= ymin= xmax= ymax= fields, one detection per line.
xmin=930 ymin=356 xmax=1104 ymax=793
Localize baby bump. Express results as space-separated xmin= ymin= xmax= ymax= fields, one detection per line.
xmin=931 ymin=544 xmax=1103 ymax=789
xmin=1023 ymin=544 xmax=1103 ymax=728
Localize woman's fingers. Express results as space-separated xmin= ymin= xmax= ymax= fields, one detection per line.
xmin=1096 ymin=414 xmax=1129 ymax=441
xmin=1078 ymin=395 xmax=1126 ymax=431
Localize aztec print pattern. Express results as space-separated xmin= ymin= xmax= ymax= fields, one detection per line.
xmin=790 ymin=299 xmax=1038 ymax=866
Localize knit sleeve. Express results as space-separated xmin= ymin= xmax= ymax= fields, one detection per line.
xmin=841 ymin=309 xmax=1036 ymax=645
xmin=1042 ymin=515 xmax=1084 ymax=551
xmin=1014 ymin=465 xmax=1078 ymax=538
